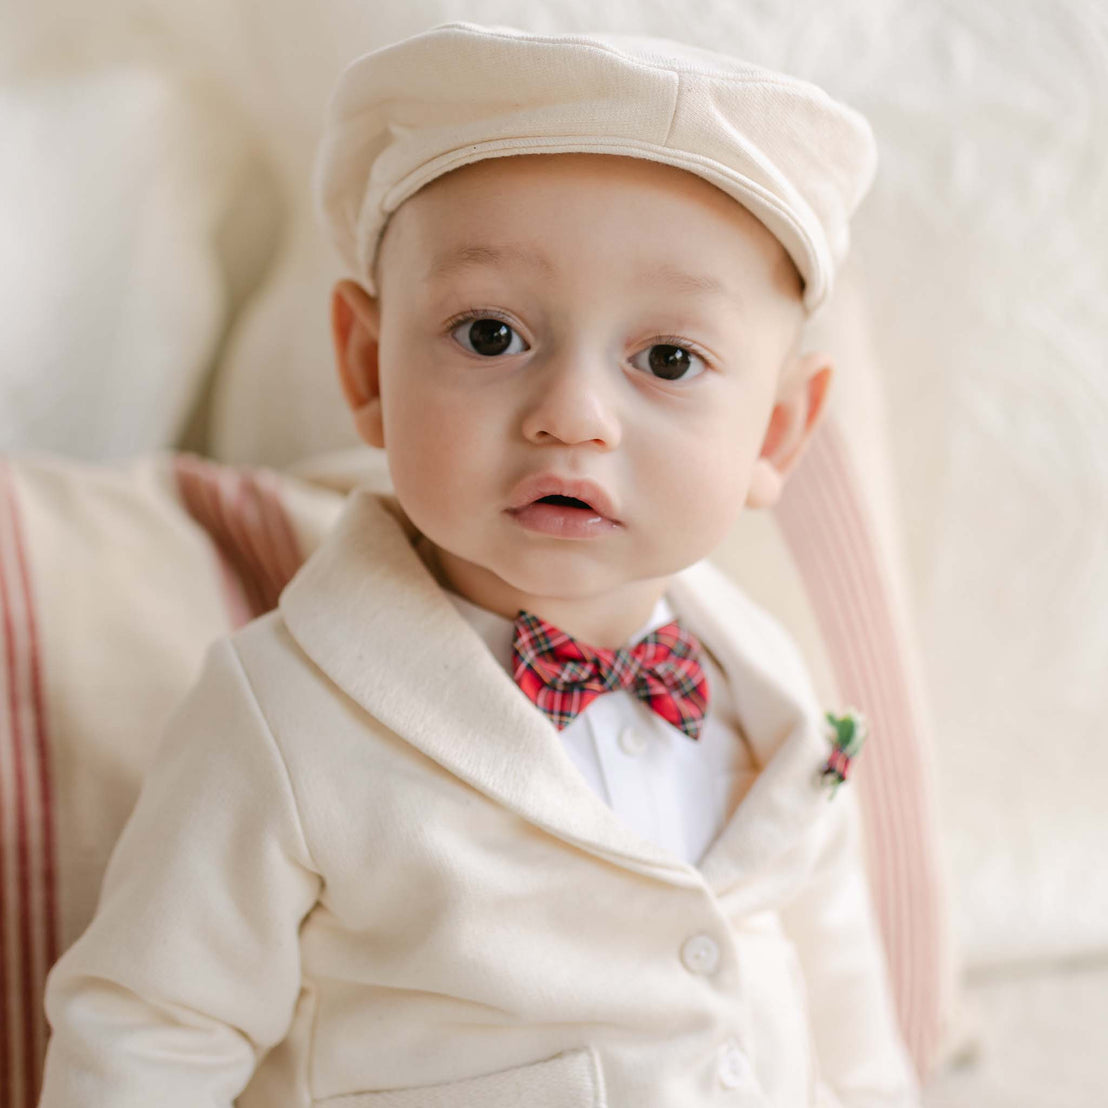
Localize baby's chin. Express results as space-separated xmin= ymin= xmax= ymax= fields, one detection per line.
xmin=475 ymin=546 xmax=629 ymax=595
xmin=501 ymin=563 xmax=629 ymax=603
xmin=430 ymin=537 xmax=638 ymax=604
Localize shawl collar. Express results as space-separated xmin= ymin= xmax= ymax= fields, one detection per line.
xmin=279 ymin=489 xmax=837 ymax=900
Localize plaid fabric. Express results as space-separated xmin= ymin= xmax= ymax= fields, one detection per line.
xmin=511 ymin=610 xmax=710 ymax=740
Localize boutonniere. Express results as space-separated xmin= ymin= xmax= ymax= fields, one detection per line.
xmin=820 ymin=708 xmax=868 ymax=796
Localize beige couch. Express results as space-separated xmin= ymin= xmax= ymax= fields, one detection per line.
xmin=3 ymin=2 xmax=1106 ymax=1105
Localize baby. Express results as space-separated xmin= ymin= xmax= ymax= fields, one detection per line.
xmin=38 ymin=21 xmax=920 ymax=1108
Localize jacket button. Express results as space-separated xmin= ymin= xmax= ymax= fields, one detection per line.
xmin=618 ymin=726 xmax=647 ymax=755
xmin=680 ymin=933 xmax=720 ymax=975
xmin=717 ymin=1040 xmax=752 ymax=1089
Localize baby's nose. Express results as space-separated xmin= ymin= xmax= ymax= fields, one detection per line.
xmin=520 ymin=355 xmax=622 ymax=449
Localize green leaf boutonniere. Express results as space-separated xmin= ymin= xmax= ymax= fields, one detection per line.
xmin=820 ymin=709 xmax=868 ymax=796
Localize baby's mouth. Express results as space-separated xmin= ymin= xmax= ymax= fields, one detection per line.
xmin=505 ymin=473 xmax=621 ymax=526
xmin=508 ymin=493 xmax=621 ymax=538
xmin=535 ymin=495 xmax=594 ymax=510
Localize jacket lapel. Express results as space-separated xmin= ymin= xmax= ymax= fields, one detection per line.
xmin=280 ymin=489 xmax=834 ymax=898
xmin=279 ymin=489 xmax=700 ymax=885
xmin=666 ymin=562 xmax=836 ymax=900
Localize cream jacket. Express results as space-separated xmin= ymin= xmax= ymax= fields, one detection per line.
xmin=38 ymin=489 xmax=919 ymax=1108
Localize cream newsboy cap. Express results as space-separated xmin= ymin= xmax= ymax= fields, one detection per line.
xmin=313 ymin=21 xmax=877 ymax=313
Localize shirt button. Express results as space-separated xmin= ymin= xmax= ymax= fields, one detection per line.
xmin=717 ymin=1040 xmax=752 ymax=1089
xmin=618 ymin=726 xmax=648 ymax=756
xmin=680 ymin=932 xmax=720 ymax=975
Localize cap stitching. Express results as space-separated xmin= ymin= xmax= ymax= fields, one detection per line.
xmin=662 ymin=69 xmax=681 ymax=149
xmin=427 ymin=22 xmax=842 ymax=102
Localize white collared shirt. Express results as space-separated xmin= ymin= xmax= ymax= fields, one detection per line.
xmin=439 ymin=586 xmax=760 ymax=866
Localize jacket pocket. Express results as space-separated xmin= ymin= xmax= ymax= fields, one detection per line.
xmin=315 ymin=1046 xmax=606 ymax=1108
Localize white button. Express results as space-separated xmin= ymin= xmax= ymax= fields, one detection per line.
xmin=680 ymin=933 xmax=720 ymax=975
xmin=618 ymin=726 xmax=648 ymax=756
xmin=717 ymin=1040 xmax=752 ymax=1089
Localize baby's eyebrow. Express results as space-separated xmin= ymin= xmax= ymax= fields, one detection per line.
xmin=645 ymin=264 xmax=731 ymax=300
xmin=427 ymin=243 xmax=554 ymax=282
xmin=427 ymin=243 xmax=734 ymax=302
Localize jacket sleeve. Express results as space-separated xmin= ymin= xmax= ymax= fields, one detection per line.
xmin=778 ymin=780 xmax=922 ymax=1108
xmin=38 ymin=637 xmax=322 ymax=1108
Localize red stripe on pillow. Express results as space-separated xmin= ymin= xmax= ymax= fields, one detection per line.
xmin=0 ymin=459 xmax=59 ymax=1108
xmin=211 ymin=466 xmax=281 ymax=609
xmin=775 ymin=421 xmax=950 ymax=1077
xmin=174 ymin=457 xmax=255 ymax=625
xmin=173 ymin=456 xmax=305 ymax=627
xmin=251 ymin=469 xmax=304 ymax=588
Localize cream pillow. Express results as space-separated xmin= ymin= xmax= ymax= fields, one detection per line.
xmin=0 ymin=63 xmax=275 ymax=459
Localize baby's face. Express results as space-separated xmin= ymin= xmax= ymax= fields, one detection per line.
xmin=335 ymin=153 xmax=822 ymax=612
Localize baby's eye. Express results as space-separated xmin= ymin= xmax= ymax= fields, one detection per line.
xmin=630 ymin=342 xmax=707 ymax=383
xmin=450 ymin=316 xmax=528 ymax=357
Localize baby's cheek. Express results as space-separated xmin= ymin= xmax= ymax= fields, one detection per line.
xmin=411 ymin=407 xmax=497 ymax=517
xmin=661 ymin=432 xmax=750 ymax=540
xmin=383 ymin=411 xmax=445 ymax=510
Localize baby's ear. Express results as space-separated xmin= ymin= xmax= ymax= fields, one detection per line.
xmin=331 ymin=279 xmax=385 ymax=449
xmin=745 ymin=350 xmax=834 ymax=509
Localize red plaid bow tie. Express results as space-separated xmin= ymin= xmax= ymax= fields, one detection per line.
xmin=511 ymin=610 xmax=710 ymax=740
